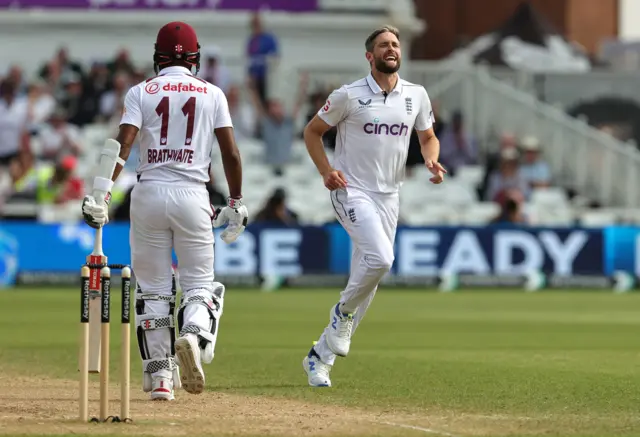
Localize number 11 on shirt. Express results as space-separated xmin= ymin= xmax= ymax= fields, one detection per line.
xmin=155 ymin=96 xmax=196 ymax=146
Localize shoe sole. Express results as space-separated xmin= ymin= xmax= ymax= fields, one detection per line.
xmin=302 ymin=358 xmax=331 ymax=388
xmin=175 ymin=337 xmax=205 ymax=395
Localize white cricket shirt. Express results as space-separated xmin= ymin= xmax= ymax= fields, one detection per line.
xmin=318 ymin=73 xmax=434 ymax=194
xmin=120 ymin=66 xmax=233 ymax=184
xmin=0 ymin=97 xmax=28 ymax=158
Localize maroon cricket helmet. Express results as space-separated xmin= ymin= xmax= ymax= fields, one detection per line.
xmin=153 ymin=21 xmax=201 ymax=74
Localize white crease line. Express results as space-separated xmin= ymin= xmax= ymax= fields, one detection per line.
xmin=378 ymin=421 xmax=461 ymax=437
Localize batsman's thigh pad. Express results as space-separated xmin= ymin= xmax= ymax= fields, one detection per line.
xmin=177 ymin=283 xmax=225 ymax=364
xmin=129 ymin=183 xmax=174 ymax=294
xmin=135 ymin=280 xmax=181 ymax=391
xmin=167 ymin=186 xmax=215 ymax=292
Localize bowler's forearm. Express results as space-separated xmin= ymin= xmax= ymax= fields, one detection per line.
xmin=304 ymin=131 xmax=332 ymax=176
xmin=420 ymin=136 xmax=440 ymax=163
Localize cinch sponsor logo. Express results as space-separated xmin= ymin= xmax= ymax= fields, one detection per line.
xmin=363 ymin=120 xmax=409 ymax=136
xmin=163 ymin=83 xmax=208 ymax=94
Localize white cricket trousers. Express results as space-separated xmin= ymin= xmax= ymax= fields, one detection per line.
xmin=130 ymin=180 xmax=214 ymax=293
xmin=314 ymin=186 xmax=399 ymax=366
xmin=130 ymin=180 xmax=215 ymax=375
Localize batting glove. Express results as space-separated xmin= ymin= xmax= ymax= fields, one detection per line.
xmin=82 ymin=193 xmax=110 ymax=229
xmin=212 ymin=197 xmax=248 ymax=244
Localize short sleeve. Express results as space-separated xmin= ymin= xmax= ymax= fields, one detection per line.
xmin=119 ymin=86 xmax=142 ymax=129
xmin=414 ymin=87 xmax=435 ymax=132
xmin=214 ymin=88 xmax=233 ymax=129
xmin=317 ymin=86 xmax=348 ymax=127
xmin=538 ymin=163 xmax=551 ymax=181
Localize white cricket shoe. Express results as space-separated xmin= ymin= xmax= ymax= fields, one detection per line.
xmin=175 ymin=334 xmax=205 ymax=395
xmin=325 ymin=303 xmax=354 ymax=357
xmin=151 ymin=376 xmax=174 ymax=401
xmin=303 ymin=351 xmax=332 ymax=387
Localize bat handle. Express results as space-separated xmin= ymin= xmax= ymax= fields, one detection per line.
xmin=94 ymin=227 xmax=103 ymax=256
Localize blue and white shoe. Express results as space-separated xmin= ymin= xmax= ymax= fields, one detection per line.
xmin=326 ymin=303 xmax=354 ymax=357
xmin=302 ymin=348 xmax=332 ymax=387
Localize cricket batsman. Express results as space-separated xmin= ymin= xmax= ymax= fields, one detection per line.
xmin=81 ymin=22 xmax=248 ymax=400
xmin=302 ymin=25 xmax=446 ymax=387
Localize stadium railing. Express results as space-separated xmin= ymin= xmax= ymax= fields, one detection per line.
xmin=408 ymin=60 xmax=640 ymax=112
xmin=411 ymin=66 xmax=640 ymax=208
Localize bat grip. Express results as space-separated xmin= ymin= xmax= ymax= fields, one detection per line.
xmin=94 ymin=227 xmax=103 ymax=256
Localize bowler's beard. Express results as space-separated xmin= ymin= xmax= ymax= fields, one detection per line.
xmin=375 ymin=56 xmax=401 ymax=74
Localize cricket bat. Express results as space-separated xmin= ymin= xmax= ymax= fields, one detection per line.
xmin=88 ymin=226 xmax=106 ymax=373
xmin=84 ymin=139 xmax=122 ymax=374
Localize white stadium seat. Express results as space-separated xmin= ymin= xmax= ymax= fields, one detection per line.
xmin=454 ymin=165 xmax=485 ymax=188
xmin=579 ymin=209 xmax=619 ymax=227
xmin=459 ymin=202 xmax=501 ymax=225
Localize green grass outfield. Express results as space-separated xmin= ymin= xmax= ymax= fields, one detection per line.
xmin=0 ymin=288 xmax=638 ymax=436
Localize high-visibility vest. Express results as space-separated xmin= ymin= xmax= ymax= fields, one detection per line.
xmin=109 ymin=185 xmax=126 ymax=208
xmin=36 ymin=166 xmax=65 ymax=204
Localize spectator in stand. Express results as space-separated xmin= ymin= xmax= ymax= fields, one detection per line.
xmin=39 ymin=47 xmax=84 ymax=88
xmin=485 ymin=147 xmax=530 ymax=203
xmin=0 ymin=156 xmax=31 ymax=212
xmin=226 ymin=84 xmax=256 ymax=141
xmin=254 ymin=187 xmax=299 ymax=225
xmin=60 ymin=72 xmax=97 ymax=127
xmin=438 ymin=110 xmax=478 ymax=176
xmin=246 ymin=12 xmax=279 ymax=104
xmin=37 ymin=107 xmax=82 ymax=161
xmin=480 ymin=132 xmax=517 ymax=199
xmin=42 ymin=58 xmax=65 ymax=103
xmin=199 ymin=47 xmax=231 ymax=94
xmin=87 ymin=61 xmax=110 ymax=93
xmin=35 ymin=155 xmax=83 ymax=205
xmin=519 ymin=135 xmax=552 ymax=190
xmin=107 ymin=49 xmax=136 ymax=82
xmin=81 ymin=61 xmax=110 ymax=119
xmin=248 ymin=72 xmax=308 ymax=176
xmin=99 ymin=72 xmax=130 ymax=123
xmin=490 ymin=187 xmax=528 ymax=226
xmin=0 ymin=78 xmax=30 ymax=167
xmin=26 ymin=79 xmax=56 ymax=133
xmin=6 ymin=65 xmax=26 ymax=96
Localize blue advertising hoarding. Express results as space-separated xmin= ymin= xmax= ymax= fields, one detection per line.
xmin=603 ymin=226 xmax=640 ymax=277
xmin=0 ymin=221 xmax=633 ymax=287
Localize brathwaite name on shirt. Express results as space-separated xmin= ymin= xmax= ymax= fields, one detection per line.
xmin=148 ymin=148 xmax=194 ymax=164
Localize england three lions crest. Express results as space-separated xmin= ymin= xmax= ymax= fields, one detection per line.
xmin=405 ymin=97 xmax=412 ymax=115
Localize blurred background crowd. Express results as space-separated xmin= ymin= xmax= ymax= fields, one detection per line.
xmin=1 ymin=0 xmax=639 ymax=229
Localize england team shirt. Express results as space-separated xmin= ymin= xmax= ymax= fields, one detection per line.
xmin=318 ymin=73 xmax=434 ymax=194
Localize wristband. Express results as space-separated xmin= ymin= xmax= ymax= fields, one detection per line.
xmin=228 ymin=197 xmax=243 ymax=209
xmin=93 ymin=177 xmax=114 ymax=193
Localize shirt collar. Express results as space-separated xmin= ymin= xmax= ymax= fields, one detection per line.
xmin=366 ymin=73 xmax=403 ymax=95
xmin=158 ymin=66 xmax=193 ymax=76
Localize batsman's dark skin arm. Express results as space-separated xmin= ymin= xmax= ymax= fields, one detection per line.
xmin=214 ymin=126 xmax=243 ymax=199
xmin=111 ymin=124 xmax=139 ymax=183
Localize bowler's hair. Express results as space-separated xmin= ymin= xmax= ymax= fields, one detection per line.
xmin=365 ymin=25 xmax=400 ymax=52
